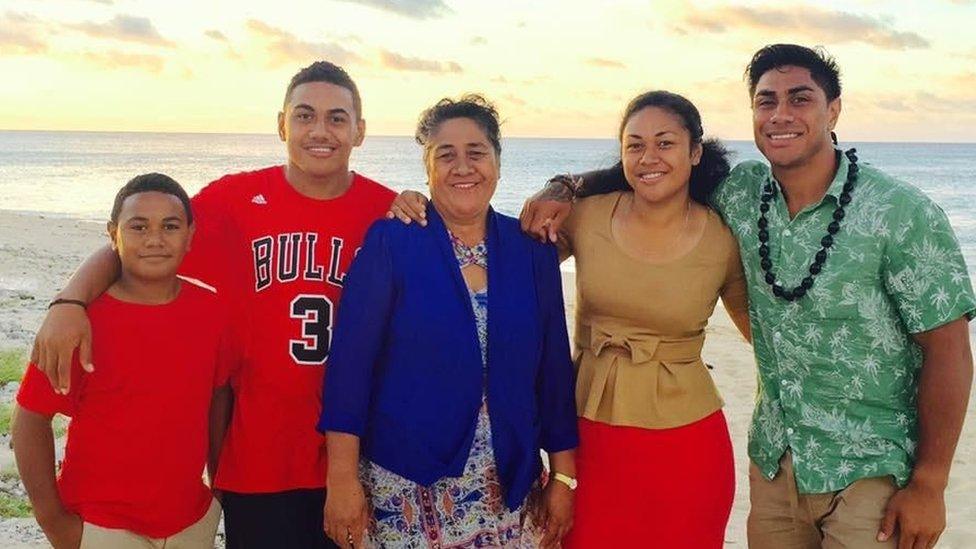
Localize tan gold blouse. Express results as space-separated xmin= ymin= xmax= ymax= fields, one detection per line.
xmin=561 ymin=192 xmax=748 ymax=429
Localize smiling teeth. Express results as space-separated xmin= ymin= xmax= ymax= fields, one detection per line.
xmin=769 ymin=133 xmax=800 ymax=140
xmin=640 ymin=172 xmax=665 ymax=179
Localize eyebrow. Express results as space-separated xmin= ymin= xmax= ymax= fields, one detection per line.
xmin=625 ymin=131 xmax=677 ymax=139
xmin=434 ymin=142 xmax=489 ymax=151
xmin=755 ymin=86 xmax=816 ymax=98
xmin=125 ymin=215 xmax=184 ymax=222
xmin=293 ymin=104 xmax=351 ymax=116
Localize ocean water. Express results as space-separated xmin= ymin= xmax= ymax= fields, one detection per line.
xmin=1 ymin=131 xmax=974 ymax=282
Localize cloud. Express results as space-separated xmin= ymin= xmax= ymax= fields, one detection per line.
xmin=68 ymin=14 xmax=175 ymax=47
xmin=378 ymin=50 xmax=461 ymax=73
xmin=245 ymin=19 xmax=360 ymax=67
xmin=471 ymin=36 xmax=487 ymax=45
xmin=333 ymin=0 xmax=451 ymax=19
xmin=876 ymin=98 xmax=911 ymax=112
xmin=81 ymin=50 xmax=165 ymax=72
xmin=0 ymin=12 xmax=49 ymax=55
xmin=502 ymin=94 xmax=526 ymax=107
xmin=679 ymin=6 xmax=929 ymax=50
xmin=585 ymin=57 xmax=625 ymax=69
xmin=204 ymin=30 xmax=227 ymax=42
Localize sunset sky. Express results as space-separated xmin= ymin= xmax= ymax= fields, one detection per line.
xmin=1 ymin=0 xmax=974 ymax=141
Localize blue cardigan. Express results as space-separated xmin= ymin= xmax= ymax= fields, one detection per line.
xmin=317 ymin=207 xmax=578 ymax=510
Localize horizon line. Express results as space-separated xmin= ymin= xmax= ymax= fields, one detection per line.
xmin=2 ymin=128 xmax=975 ymax=145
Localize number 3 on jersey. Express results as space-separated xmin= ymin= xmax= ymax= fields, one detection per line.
xmin=289 ymin=294 xmax=334 ymax=365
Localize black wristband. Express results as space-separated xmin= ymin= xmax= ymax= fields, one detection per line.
xmin=48 ymin=298 xmax=87 ymax=310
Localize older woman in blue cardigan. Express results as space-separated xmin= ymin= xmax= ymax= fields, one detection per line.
xmin=318 ymin=95 xmax=578 ymax=549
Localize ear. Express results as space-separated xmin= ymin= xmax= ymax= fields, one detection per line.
xmin=277 ymin=111 xmax=287 ymax=142
xmin=827 ymin=97 xmax=842 ymax=132
xmin=354 ymin=118 xmax=366 ymax=147
xmin=107 ymin=222 xmax=119 ymax=251
xmin=691 ymin=142 xmax=704 ymax=166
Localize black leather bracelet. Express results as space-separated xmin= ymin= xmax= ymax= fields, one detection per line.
xmin=48 ymin=298 xmax=87 ymax=310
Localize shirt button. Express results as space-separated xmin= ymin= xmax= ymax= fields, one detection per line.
xmin=781 ymin=379 xmax=788 ymax=386
xmin=774 ymin=331 xmax=782 ymax=340
xmin=783 ymin=229 xmax=792 ymax=237
xmin=786 ymin=427 xmax=794 ymax=435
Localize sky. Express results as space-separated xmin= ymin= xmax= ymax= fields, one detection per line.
xmin=1 ymin=0 xmax=974 ymax=141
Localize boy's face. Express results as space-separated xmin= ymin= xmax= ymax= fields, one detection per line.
xmin=751 ymin=65 xmax=840 ymax=170
xmin=108 ymin=191 xmax=193 ymax=282
xmin=278 ymin=81 xmax=365 ymax=180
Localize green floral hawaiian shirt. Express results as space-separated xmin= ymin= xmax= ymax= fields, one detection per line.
xmin=712 ymin=150 xmax=976 ymax=494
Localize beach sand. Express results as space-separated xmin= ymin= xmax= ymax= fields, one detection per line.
xmin=0 ymin=209 xmax=973 ymax=547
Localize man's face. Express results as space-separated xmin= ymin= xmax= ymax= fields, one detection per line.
xmin=278 ymin=82 xmax=365 ymax=179
xmin=109 ymin=191 xmax=193 ymax=282
xmin=751 ymin=65 xmax=840 ymax=170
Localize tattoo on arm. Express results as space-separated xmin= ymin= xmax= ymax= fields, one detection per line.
xmin=539 ymin=177 xmax=576 ymax=202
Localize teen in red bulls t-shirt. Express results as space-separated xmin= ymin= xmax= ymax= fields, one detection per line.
xmin=29 ymin=62 xmax=395 ymax=548
xmin=15 ymin=174 xmax=232 ymax=549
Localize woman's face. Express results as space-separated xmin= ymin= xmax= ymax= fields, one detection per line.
xmin=425 ymin=117 xmax=499 ymax=223
xmin=621 ymin=106 xmax=701 ymax=204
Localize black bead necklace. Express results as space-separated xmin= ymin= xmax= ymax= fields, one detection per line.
xmin=757 ymin=148 xmax=859 ymax=302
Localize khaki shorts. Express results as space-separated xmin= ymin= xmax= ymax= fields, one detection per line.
xmin=80 ymin=497 xmax=221 ymax=549
xmin=747 ymin=452 xmax=899 ymax=549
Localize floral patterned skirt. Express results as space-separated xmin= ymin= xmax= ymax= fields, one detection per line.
xmin=361 ymin=401 xmax=541 ymax=548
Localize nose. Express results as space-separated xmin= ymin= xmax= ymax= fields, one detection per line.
xmin=639 ymin=148 xmax=660 ymax=166
xmin=308 ymin=116 xmax=330 ymax=138
xmin=770 ymin=101 xmax=794 ymax=123
xmin=144 ymin=228 xmax=165 ymax=247
xmin=453 ymin=156 xmax=473 ymax=175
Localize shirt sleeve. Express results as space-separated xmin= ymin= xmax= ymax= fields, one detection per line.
xmin=317 ymin=221 xmax=396 ymax=437
xmin=213 ymin=303 xmax=244 ymax=387
xmin=180 ymin=182 xmax=233 ymax=292
xmin=710 ymin=161 xmax=763 ymax=221
xmin=533 ymin=242 xmax=579 ymax=453
xmin=882 ymin=194 xmax=976 ymax=333
xmin=16 ymin=361 xmax=82 ymax=417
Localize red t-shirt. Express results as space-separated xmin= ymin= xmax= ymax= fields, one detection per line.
xmin=180 ymin=167 xmax=395 ymax=493
xmin=16 ymin=281 xmax=232 ymax=538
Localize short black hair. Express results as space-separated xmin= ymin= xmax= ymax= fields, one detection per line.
xmin=612 ymin=90 xmax=731 ymax=204
xmin=415 ymin=94 xmax=502 ymax=158
xmin=284 ymin=60 xmax=362 ymax=119
xmin=745 ymin=44 xmax=841 ymax=101
xmin=110 ymin=173 xmax=193 ymax=225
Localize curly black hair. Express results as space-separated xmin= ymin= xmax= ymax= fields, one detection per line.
xmin=745 ymin=44 xmax=841 ymax=101
xmin=415 ymin=94 xmax=501 ymax=158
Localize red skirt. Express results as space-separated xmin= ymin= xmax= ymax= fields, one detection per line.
xmin=564 ymin=411 xmax=734 ymax=549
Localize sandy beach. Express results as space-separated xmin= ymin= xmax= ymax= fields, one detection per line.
xmin=0 ymin=209 xmax=973 ymax=547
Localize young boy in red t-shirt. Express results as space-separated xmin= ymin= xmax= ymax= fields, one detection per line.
xmin=28 ymin=61 xmax=395 ymax=548
xmin=13 ymin=173 xmax=232 ymax=549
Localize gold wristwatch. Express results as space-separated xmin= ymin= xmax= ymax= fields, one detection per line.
xmin=551 ymin=472 xmax=578 ymax=491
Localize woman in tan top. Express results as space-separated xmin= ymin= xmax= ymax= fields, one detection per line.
xmin=384 ymin=90 xmax=751 ymax=546
xmin=558 ymin=91 xmax=750 ymax=548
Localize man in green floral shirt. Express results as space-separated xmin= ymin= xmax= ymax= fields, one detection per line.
xmin=516 ymin=44 xmax=974 ymax=548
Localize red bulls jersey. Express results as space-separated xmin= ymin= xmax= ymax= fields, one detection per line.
xmin=182 ymin=166 xmax=395 ymax=492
